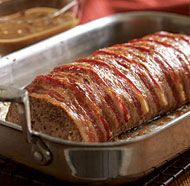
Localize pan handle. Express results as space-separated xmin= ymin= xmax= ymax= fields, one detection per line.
xmin=0 ymin=86 xmax=27 ymax=102
xmin=0 ymin=86 xmax=52 ymax=165
xmin=0 ymin=86 xmax=31 ymax=141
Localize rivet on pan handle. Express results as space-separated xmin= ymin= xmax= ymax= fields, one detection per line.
xmin=0 ymin=86 xmax=52 ymax=165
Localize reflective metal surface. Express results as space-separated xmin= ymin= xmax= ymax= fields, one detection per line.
xmin=0 ymin=12 xmax=190 ymax=184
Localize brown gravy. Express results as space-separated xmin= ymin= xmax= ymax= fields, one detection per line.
xmin=0 ymin=7 xmax=78 ymax=55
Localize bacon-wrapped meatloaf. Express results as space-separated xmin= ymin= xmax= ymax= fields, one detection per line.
xmin=6 ymin=31 xmax=190 ymax=142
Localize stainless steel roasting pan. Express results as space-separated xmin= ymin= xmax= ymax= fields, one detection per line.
xmin=0 ymin=12 xmax=190 ymax=185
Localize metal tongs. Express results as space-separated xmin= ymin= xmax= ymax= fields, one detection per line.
xmin=0 ymin=86 xmax=52 ymax=165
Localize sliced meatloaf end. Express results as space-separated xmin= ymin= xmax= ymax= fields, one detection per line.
xmin=6 ymin=94 xmax=82 ymax=142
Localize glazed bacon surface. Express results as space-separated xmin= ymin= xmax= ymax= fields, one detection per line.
xmin=27 ymin=31 xmax=190 ymax=142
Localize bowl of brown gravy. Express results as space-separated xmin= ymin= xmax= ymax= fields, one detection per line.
xmin=0 ymin=0 xmax=80 ymax=56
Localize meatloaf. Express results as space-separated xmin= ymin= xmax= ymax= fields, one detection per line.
xmin=6 ymin=31 xmax=190 ymax=143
